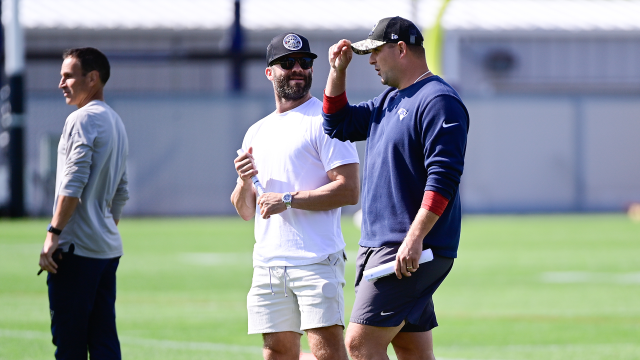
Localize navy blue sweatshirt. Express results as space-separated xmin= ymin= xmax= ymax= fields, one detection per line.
xmin=323 ymin=76 xmax=469 ymax=258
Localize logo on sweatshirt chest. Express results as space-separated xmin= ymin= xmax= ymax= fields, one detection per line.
xmin=397 ymin=108 xmax=408 ymax=120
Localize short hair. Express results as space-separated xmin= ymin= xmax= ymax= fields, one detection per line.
xmin=62 ymin=47 xmax=110 ymax=85
xmin=407 ymin=44 xmax=426 ymax=59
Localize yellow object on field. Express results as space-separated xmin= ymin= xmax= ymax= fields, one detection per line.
xmin=425 ymin=0 xmax=451 ymax=77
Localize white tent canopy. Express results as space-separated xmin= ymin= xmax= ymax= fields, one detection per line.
xmin=12 ymin=0 xmax=640 ymax=32
xmin=444 ymin=0 xmax=640 ymax=32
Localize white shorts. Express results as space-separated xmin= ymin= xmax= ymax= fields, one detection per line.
xmin=247 ymin=250 xmax=346 ymax=335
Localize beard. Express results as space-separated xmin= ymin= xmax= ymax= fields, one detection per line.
xmin=274 ymin=70 xmax=312 ymax=101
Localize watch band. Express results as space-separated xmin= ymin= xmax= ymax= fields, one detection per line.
xmin=47 ymin=224 xmax=62 ymax=235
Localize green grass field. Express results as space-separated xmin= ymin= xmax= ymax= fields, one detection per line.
xmin=1 ymin=214 xmax=639 ymax=360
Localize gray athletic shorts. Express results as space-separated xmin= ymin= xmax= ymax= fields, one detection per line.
xmin=350 ymin=244 xmax=454 ymax=332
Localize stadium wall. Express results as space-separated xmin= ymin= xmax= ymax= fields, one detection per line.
xmin=7 ymin=26 xmax=640 ymax=216
xmin=23 ymin=92 xmax=640 ymax=216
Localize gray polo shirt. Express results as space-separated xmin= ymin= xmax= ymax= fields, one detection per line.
xmin=54 ymin=100 xmax=129 ymax=259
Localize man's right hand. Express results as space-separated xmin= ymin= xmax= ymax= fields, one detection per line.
xmin=329 ymin=39 xmax=353 ymax=72
xmin=234 ymin=147 xmax=258 ymax=185
xmin=231 ymin=147 xmax=259 ymax=220
xmin=39 ymin=232 xmax=61 ymax=274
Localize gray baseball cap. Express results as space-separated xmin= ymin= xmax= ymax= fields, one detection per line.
xmin=351 ymin=17 xmax=424 ymax=55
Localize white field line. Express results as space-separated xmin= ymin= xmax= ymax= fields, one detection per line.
xmin=0 ymin=328 xmax=262 ymax=354
xmin=180 ymin=252 xmax=359 ymax=267
xmin=0 ymin=329 xmax=48 ymax=340
xmin=180 ymin=252 xmax=253 ymax=266
xmin=120 ymin=337 xmax=262 ymax=354
xmin=541 ymin=271 xmax=640 ymax=284
xmin=0 ymin=328 xmax=482 ymax=359
xmin=6 ymin=329 xmax=634 ymax=359
xmin=436 ymin=343 xmax=639 ymax=358
xmin=455 ymin=343 xmax=640 ymax=351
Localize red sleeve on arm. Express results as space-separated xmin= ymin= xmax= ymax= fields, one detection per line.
xmin=323 ymin=90 xmax=348 ymax=114
xmin=421 ymin=191 xmax=449 ymax=217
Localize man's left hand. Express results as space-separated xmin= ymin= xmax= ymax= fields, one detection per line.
xmin=257 ymin=193 xmax=288 ymax=219
xmin=395 ymin=237 xmax=422 ymax=279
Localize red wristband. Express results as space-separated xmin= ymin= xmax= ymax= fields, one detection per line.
xmin=323 ymin=90 xmax=348 ymax=114
xmin=421 ymin=191 xmax=449 ymax=216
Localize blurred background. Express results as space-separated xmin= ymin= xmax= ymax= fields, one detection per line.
xmin=0 ymin=0 xmax=639 ymax=217
xmin=1 ymin=2 xmax=639 ymax=359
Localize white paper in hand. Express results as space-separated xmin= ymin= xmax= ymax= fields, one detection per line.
xmin=363 ymin=249 xmax=434 ymax=282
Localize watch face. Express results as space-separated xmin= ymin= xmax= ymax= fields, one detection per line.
xmin=283 ymin=193 xmax=292 ymax=202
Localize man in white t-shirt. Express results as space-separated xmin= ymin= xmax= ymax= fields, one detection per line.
xmin=231 ymin=32 xmax=359 ymax=360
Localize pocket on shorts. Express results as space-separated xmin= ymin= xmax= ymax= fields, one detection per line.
xmin=330 ymin=251 xmax=346 ymax=289
xmin=313 ymin=251 xmax=346 ymax=297
xmin=413 ymin=256 xmax=453 ymax=295
xmin=324 ymin=251 xmax=343 ymax=266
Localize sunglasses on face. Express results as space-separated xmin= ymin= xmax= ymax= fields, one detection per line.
xmin=271 ymin=57 xmax=314 ymax=70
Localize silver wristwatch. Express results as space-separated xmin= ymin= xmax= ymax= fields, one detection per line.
xmin=282 ymin=192 xmax=292 ymax=209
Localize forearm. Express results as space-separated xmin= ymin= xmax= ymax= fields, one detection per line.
xmin=51 ymin=195 xmax=80 ymax=229
xmin=291 ymin=178 xmax=359 ymax=211
xmin=40 ymin=196 xmax=78 ymax=273
xmin=256 ymin=163 xmax=359 ymax=219
xmin=291 ymin=162 xmax=359 ymax=211
xmin=404 ymin=208 xmax=440 ymax=245
xmin=395 ymin=208 xmax=440 ymax=278
xmin=325 ymin=68 xmax=347 ymax=97
xmin=231 ymin=179 xmax=256 ymax=220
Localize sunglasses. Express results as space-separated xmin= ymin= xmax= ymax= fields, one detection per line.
xmin=271 ymin=57 xmax=314 ymax=70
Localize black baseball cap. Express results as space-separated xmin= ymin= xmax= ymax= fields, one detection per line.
xmin=266 ymin=32 xmax=318 ymax=66
xmin=351 ymin=17 xmax=424 ymax=55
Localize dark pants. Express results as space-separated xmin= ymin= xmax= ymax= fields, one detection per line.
xmin=47 ymin=246 xmax=121 ymax=360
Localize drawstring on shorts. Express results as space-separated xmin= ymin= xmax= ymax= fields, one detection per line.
xmin=267 ymin=266 xmax=289 ymax=297
xmin=268 ymin=267 xmax=275 ymax=295
xmin=283 ymin=266 xmax=288 ymax=297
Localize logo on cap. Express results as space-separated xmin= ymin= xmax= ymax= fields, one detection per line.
xmin=369 ymin=21 xmax=379 ymax=36
xmin=283 ymin=34 xmax=303 ymax=50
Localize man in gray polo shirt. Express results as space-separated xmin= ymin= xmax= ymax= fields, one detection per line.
xmin=39 ymin=47 xmax=129 ymax=360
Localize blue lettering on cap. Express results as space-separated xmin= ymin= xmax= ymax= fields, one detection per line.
xmin=369 ymin=21 xmax=380 ymax=36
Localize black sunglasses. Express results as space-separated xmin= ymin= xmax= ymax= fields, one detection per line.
xmin=271 ymin=57 xmax=314 ymax=70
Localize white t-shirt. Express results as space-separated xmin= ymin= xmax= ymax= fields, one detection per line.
xmin=241 ymin=97 xmax=359 ymax=267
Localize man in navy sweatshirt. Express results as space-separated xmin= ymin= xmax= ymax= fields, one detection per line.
xmin=322 ymin=17 xmax=469 ymax=360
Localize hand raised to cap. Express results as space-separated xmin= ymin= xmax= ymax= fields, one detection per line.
xmin=329 ymin=39 xmax=353 ymax=72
